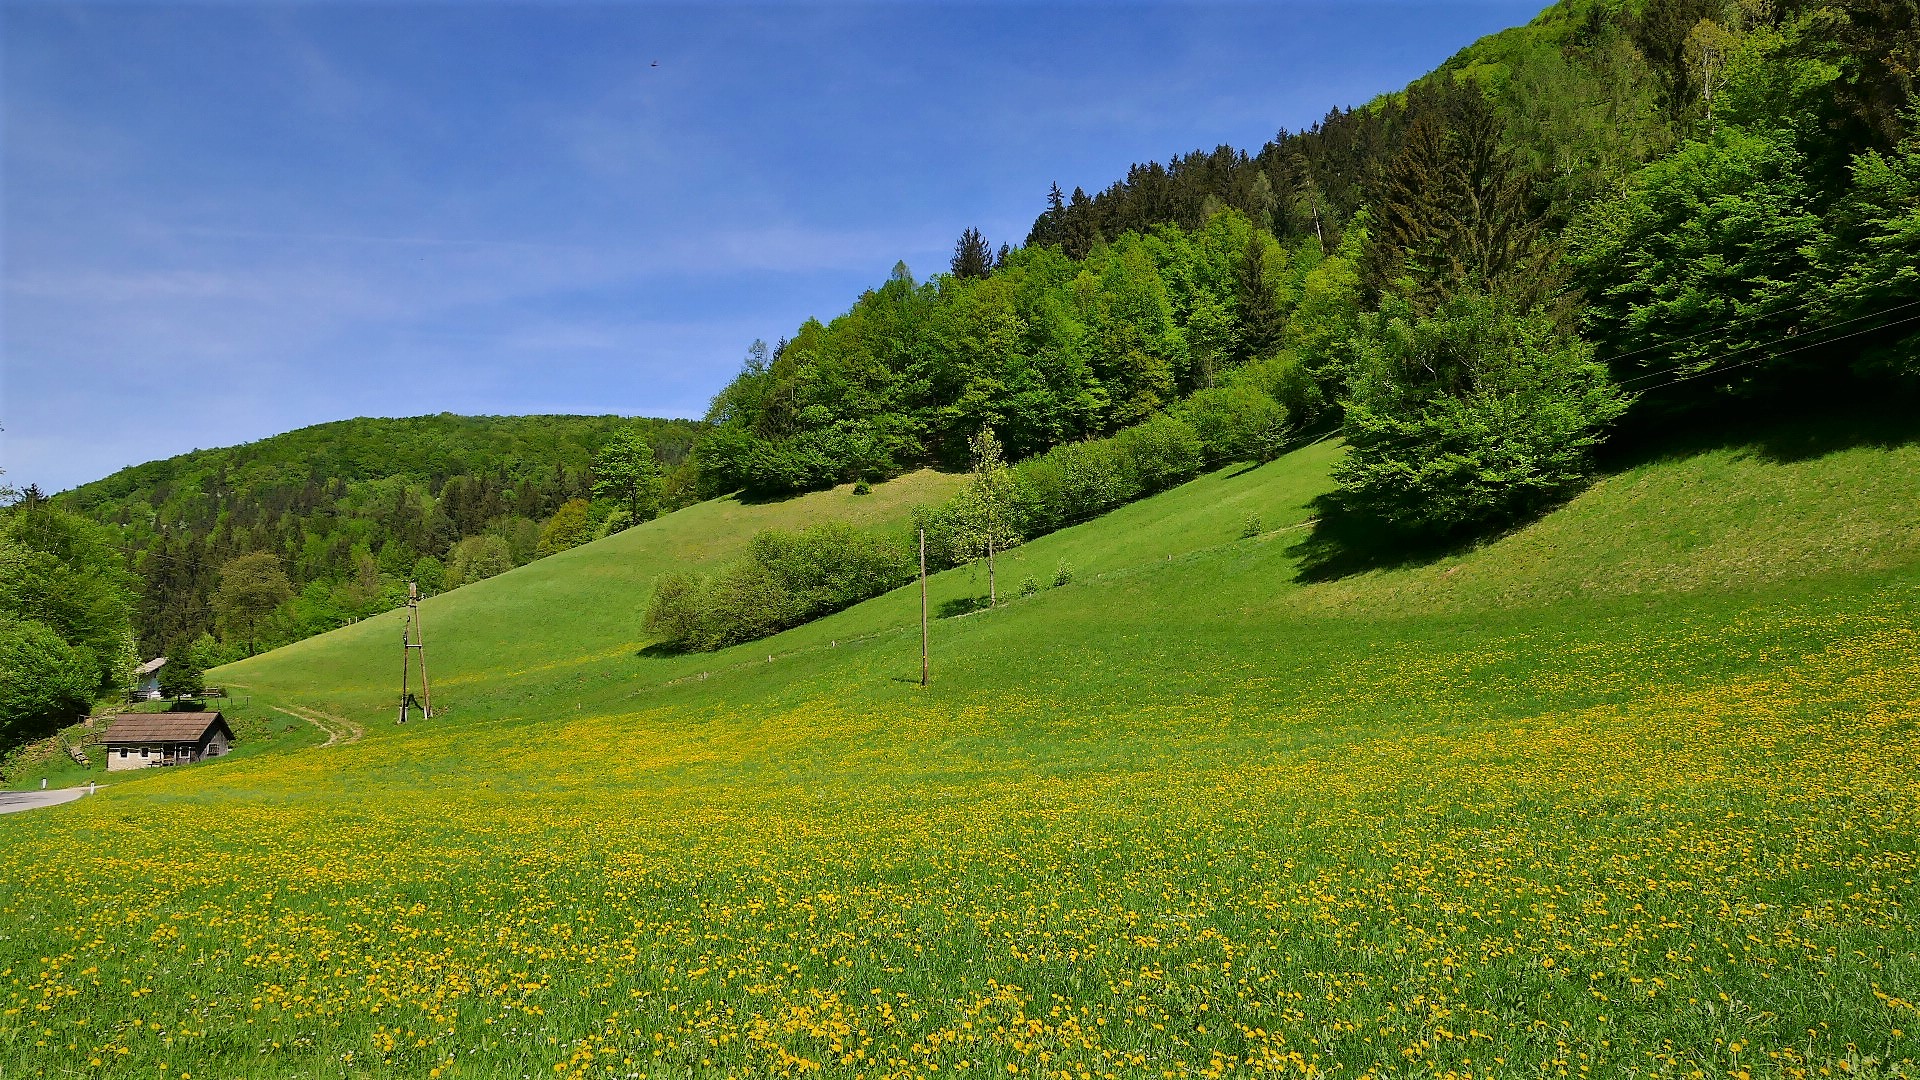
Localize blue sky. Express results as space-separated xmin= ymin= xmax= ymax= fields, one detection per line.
xmin=3 ymin=1 xmax=1540 ymax=493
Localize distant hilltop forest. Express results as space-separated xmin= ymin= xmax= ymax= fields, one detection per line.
xmin=21 ymin=416 xmax=699 ymax=676
xmin=5 ymin=0 xmax=1915 ymax=745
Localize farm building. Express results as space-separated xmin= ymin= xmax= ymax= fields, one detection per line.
xmin=102 ymin=712 xmax=234 ymax=772
xmin=132 ymin=657 xmax=166 ymax=701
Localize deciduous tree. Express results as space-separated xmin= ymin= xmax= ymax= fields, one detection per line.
xmin=592 ymin=427 xmax=665 ymax=526
xmin=0 ymin=619 xmax=96 ymax=747
xmin=1334 ymin=292 xmax=1627 ymax=537
xmin=946 ymin=429 xmax=1023 ymax=605
xmin=212 ymin=551 xmax=292 ymax=657
xmin=446 ymin=535 xmax=514 ymax=588
xmin=0 ymin=501 xmax=137 ymax=694
xmin=536 ymin=499 xmax=593 ymax=557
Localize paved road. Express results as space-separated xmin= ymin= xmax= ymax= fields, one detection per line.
xmin=0 ymin=788 xmax=93 ymax=815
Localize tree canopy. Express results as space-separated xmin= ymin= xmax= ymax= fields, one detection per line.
xmin=591 ymin=427 xmax=666 ymax=527
xmin=53 ymin=413 xmax=700 ymax=660
xmin=213 ymin=551 xmax=293 ymax=657
xmin=0 ymin=499 xmax=137 ymax=751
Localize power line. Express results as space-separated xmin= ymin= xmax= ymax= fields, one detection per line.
xmin=1599 ymin=288 xmax=1840 ymax=367
xmin=1627 ymin=310 xmax=1920 ymax=396
xmin=1617 ymin=299 xmax=1920 ymax=387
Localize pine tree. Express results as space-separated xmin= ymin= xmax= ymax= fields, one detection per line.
xmin=1027 ymin=182 xmax=1068 ymax=249
xmin=1236 ymin=235 xmax=1284 ymax=362
xmin=1242 ymin=170 xmax=1278 ymax=231
xmin=951 ymin=227 xmax=994 ymax=279
xmin=1366 ymin=85 xmax=1544 ymax=311
xmin=1062 ymin=187 xmax=1100 ymax=259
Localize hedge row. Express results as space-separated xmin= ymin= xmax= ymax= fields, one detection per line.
xmin=918 ymin=378 xmax=1292 ymax=569
xmin=644 ymin=522 xmax=913 ymax=652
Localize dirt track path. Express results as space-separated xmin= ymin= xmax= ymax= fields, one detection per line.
xmin=274 ymin=705 xmax=366 ymax=748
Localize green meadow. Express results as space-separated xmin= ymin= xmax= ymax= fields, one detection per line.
xmin=1 ymin=416 xmax=1917 ymax=1078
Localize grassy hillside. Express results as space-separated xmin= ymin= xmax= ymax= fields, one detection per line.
xmin=3 ymin=467 xmax=963 ymax=792
xmin=0 ymin=415 xmax=1916 ymax=1077
xmin=220 ymin=467 xmax=964 ymax=720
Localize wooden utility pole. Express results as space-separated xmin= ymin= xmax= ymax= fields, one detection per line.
xmin=399 ymin=605 xmax=411 ymax=724
xmin=919 ymin=527 xmax=930 ymax=687
xmin=414 ymin=586 xmax=431 ymax=717
xmin=398 ymin=581 xmax=432 ymax=723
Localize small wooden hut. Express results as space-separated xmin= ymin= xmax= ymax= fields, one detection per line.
xmin=102 ymin=713 xmax=234 ymax=772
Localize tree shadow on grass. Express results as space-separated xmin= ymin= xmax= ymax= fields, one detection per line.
xmin=725 ymin=488 xmax=810 ymax=507
xmin=1287 ymin=494 xmax=1493 ymax=584
xmin=1599 ymin=386 xmax=1920 ymax=471
xmin=937 ymin=595 xmax=991 ymax=619
xmin=636 ymin=641 xmax=692 ymax=659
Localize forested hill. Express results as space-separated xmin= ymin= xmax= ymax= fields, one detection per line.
xmin=53 ymin=414 xmax=700 ymax=663
xmin=1025 ymin=0 xmax=1912 ymax=253
xmin=699 ymin=0 xmax=1917 ymax=500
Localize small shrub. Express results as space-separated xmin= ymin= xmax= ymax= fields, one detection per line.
xmin=1053 ymin=560 xmax=1076 ymax=587
xmin=641 ymin=571 xmax=712 ymax=648
xmin=1241 ymin=514 xmax=1264 ymax=539
xmin=593 ymin=508 xmax=632 ymax=541
xmin=1110 ymin=413 xmax=1205 ymax=495
xmin=1019 ymin=576 xmax=1040 ymax=597
xmin=852 ymin=480 xmax=872 ymax=496
xmin=1251 ymin=415 xmax=1291 ymax=462
xmin=1232 ymin=350 xmax=1329 ymax=433
xmin=1178 ymin=385 xmax=1287 ymax=462
xmin=962 ymin=412 xmax=1209 ymax=544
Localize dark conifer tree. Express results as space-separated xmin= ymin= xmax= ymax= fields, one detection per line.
xmin=1236 ymin=236 xmax=1284 ymax=362
xmin=1366 ymin=84 xmax=1544 ymax=311
xmin=1027 ymin=183 xmax=1068 ymax=249
xmin=951 ymin=227 xmax=994 ymax=279
xmin=1826 ymin=0 xmax=1920 ymax=151
xmin=1366 ymin=95 xmax=1460 ymax=303
xmin=1062 ymin=187 xmax=1100 ymax=259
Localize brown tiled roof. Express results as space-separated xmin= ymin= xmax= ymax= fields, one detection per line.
xmin=103 ymin=712 xmax=230 ymax=744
